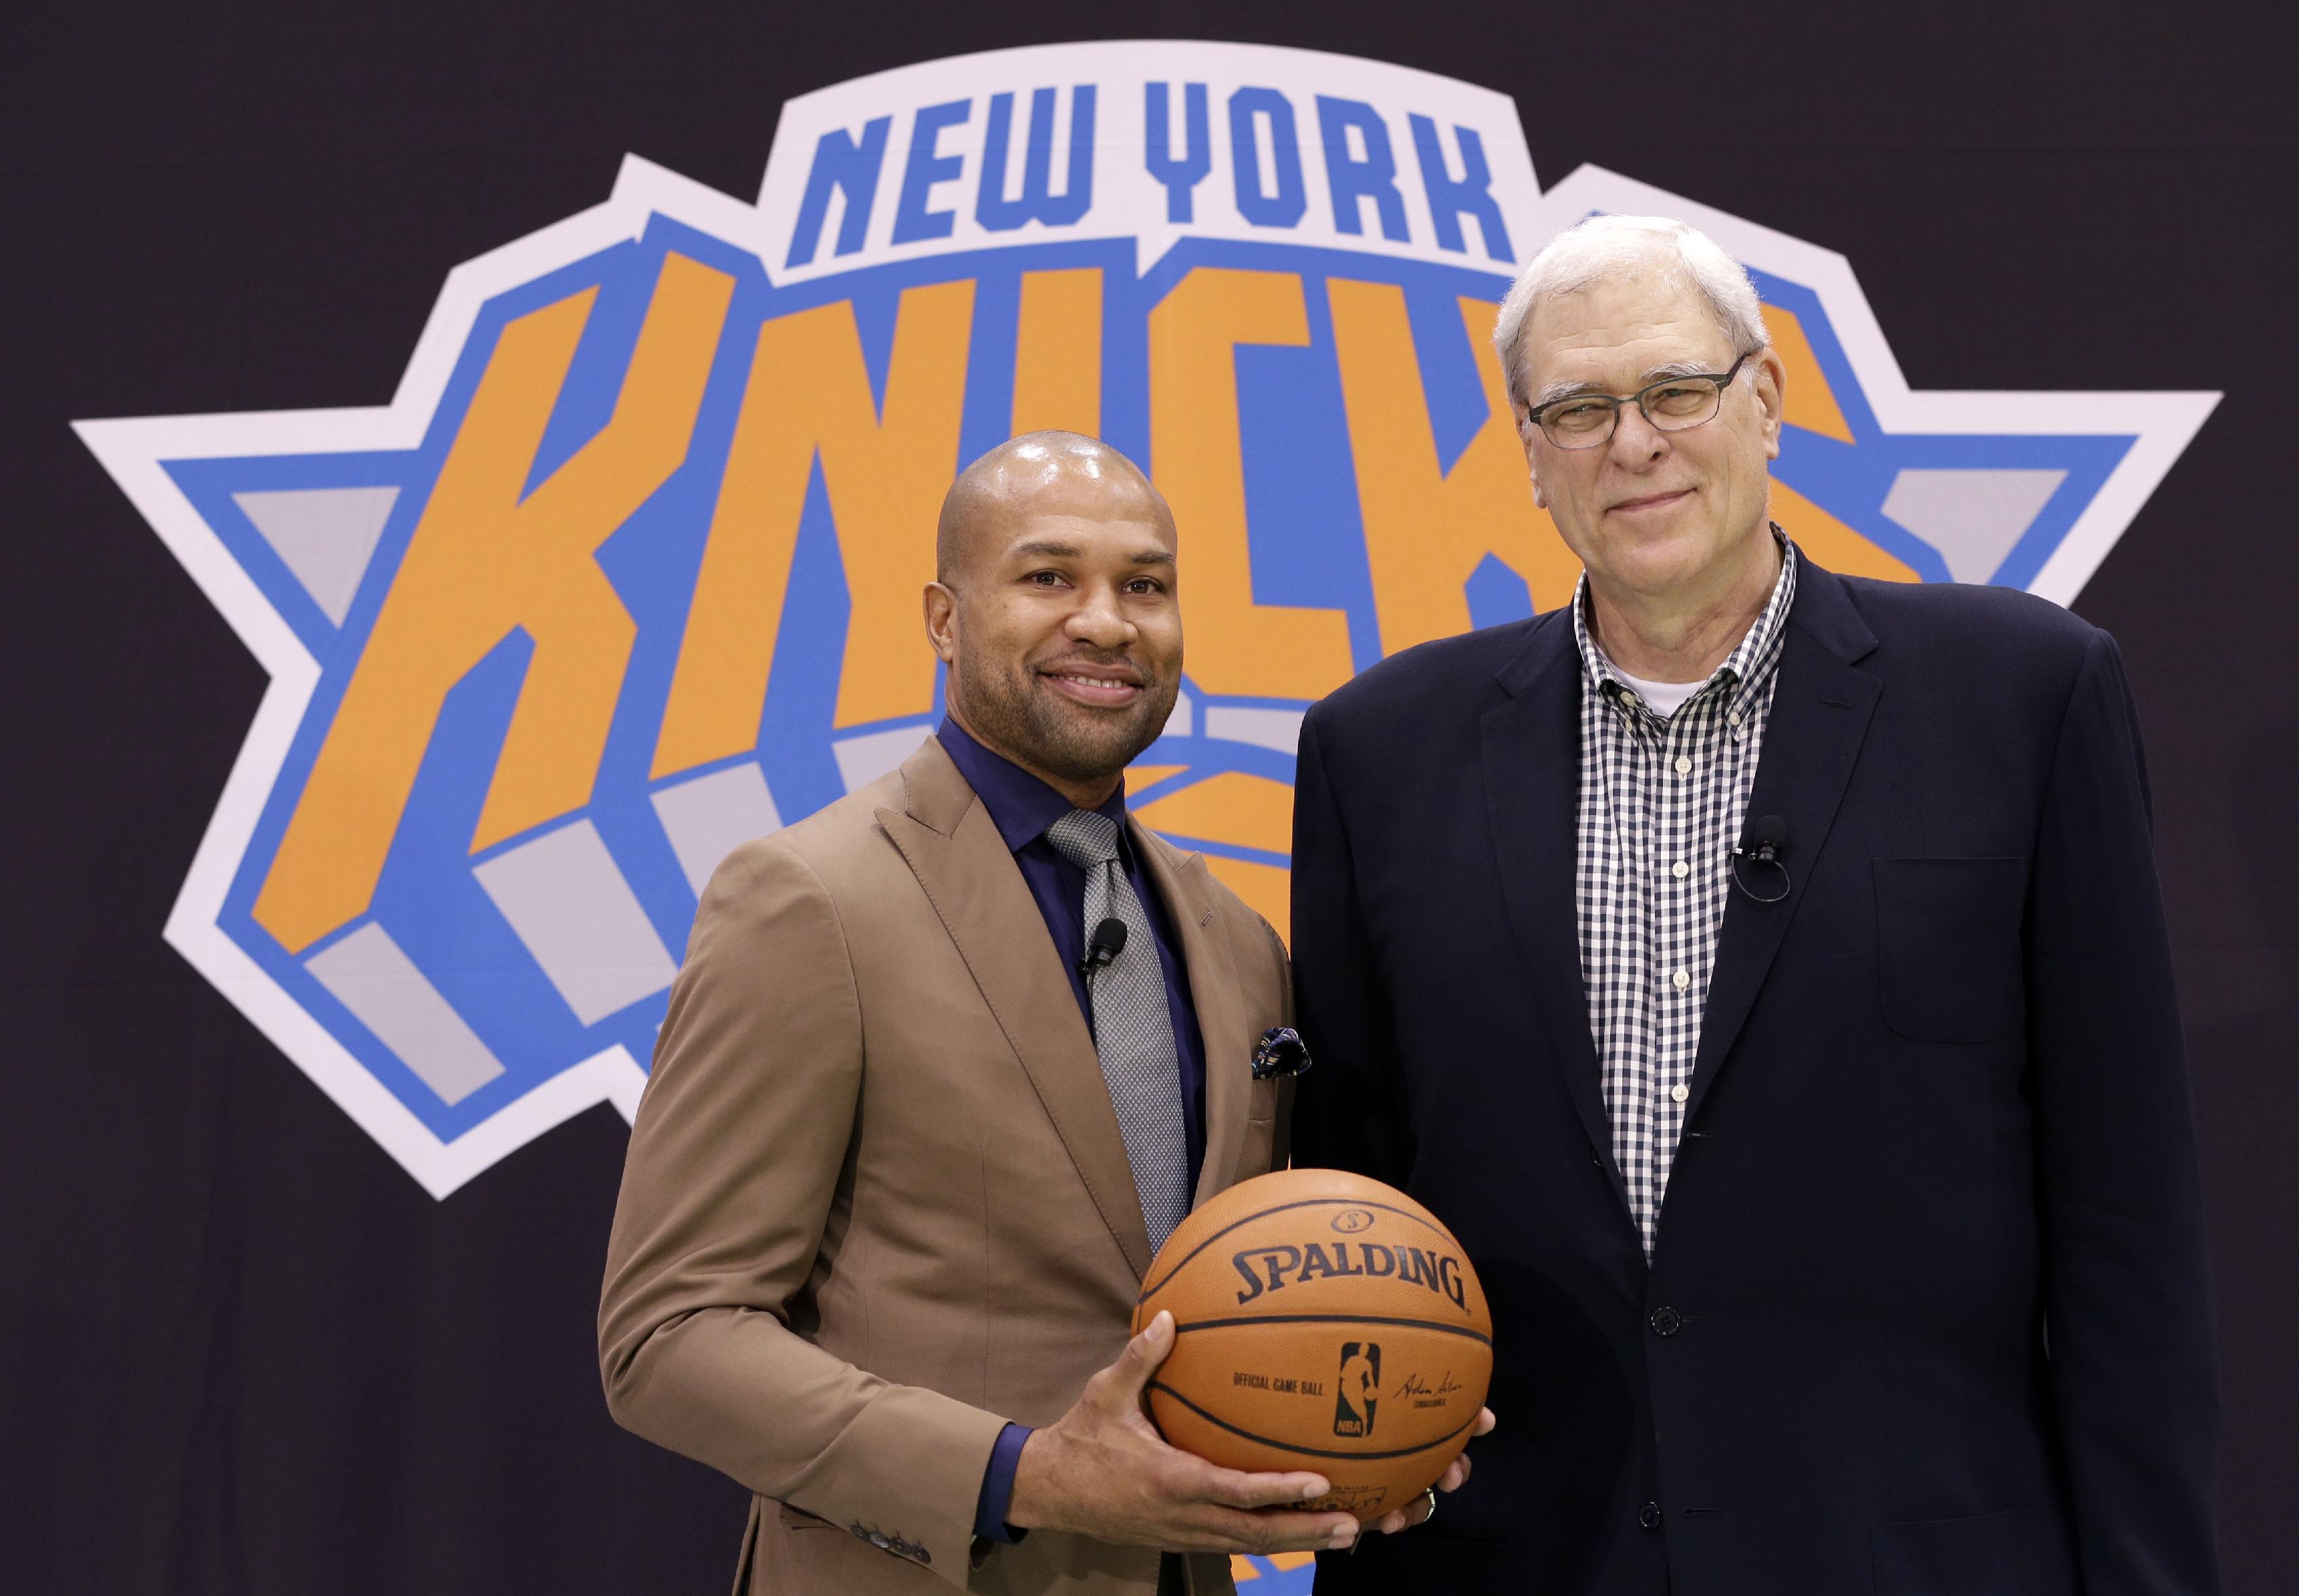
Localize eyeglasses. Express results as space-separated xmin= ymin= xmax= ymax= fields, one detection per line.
xmin=1521 ymin=351 xmax=1756 ymax=450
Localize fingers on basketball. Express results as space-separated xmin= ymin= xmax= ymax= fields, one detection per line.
xmin=1199 ymin=1463 xmax=1331 ymax=1511
xmin=1097 ymin=1313 xmax=1173 ymax=1408
xmin=1204 ymin=1504 xmax=1356 ymax=1556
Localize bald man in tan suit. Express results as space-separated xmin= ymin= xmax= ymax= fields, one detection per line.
xmin=598 ymin=435 xmax=1380 ymax=1595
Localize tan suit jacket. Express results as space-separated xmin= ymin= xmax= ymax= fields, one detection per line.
xmin=599 ymin=736 xmax=1290 ymax=1595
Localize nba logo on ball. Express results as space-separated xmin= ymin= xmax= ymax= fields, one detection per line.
xmin=1334 ymin=1343 xmax=1380 ymax=1437
xmin=1135 ymin=1169 xmax=1492 ymax=1521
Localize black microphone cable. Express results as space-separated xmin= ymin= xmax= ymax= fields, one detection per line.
xmin=1730 ymin=814 xmax=1792 ymax=904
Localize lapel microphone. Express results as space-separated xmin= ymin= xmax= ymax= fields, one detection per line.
xmin=1080 ymin=917 xmax=1128 ymax=977
xmin=1731 ymin=814 xmax=1793 ymax=904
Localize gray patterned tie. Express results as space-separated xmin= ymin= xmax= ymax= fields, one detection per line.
xmin=1045 ymin=809 xmax=1191 ymax=1253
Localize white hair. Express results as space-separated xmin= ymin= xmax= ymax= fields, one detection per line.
xmin=1492 ymin=215 xmax=1770 ymax=409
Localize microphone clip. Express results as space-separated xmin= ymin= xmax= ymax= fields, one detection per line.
xmin=1730 ymin=816 xmax=1793 ymax=905
xmin=1079 ymin=916 xmax=1129 ymax=978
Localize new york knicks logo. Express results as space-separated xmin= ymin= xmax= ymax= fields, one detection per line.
xmin=77 ymin=41 xmax=2216 ymax=1196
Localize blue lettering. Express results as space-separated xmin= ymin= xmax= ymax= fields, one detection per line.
xmin=891 ymin=99 xmax=971 ymax=246
xmin=1315 ymin=96 xmax=1408 ymax=243
xmin=1143 ymin=82 xmax=1211 ymax=222
xmin=976 ymin=85 xmax=1097 ymax=232
xmin=1228 ymin=86 xmax=1307 ymax=230
xmin=784 ymin=117 xmax=891 ymax=268
xmin=1409 ymin=115 xmax=1514 ymax=261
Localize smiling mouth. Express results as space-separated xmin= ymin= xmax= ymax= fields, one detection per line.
xmin=1038 ymin=667 xmax=1145 ymax=707
xmin=1611 ymin=488 xmax=1693 ymax=513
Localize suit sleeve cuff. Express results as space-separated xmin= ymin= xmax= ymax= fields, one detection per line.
xmin=971 ymin=1423 xmax=1033 ymax=1545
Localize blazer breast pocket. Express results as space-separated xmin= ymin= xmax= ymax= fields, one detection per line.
xmin=1874 ymin=856 xmax=2028 ymax=1043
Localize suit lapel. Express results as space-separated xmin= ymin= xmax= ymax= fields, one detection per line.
xmin=1133 ymin=827 xmax=1252 ymax=1209
xmin=1681 ymin=564 xmax=1881 ymax=1126
xmin=1481 ymin=614 xmax=1628 ymax=1205
xmin=877 ymin=740 xmax=1156 ymax=1280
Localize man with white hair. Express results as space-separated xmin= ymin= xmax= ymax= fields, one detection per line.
xmin=1289 ymin=217 xmax=2218 ymax=1594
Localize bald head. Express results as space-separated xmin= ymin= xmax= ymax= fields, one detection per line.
xmin=921 ymin=430 xmax=1183 ymax=805
xmin=936 ymin=432 xmax=1173 ymax=587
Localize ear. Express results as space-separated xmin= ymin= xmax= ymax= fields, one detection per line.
xmin=923 ymin=581 xmax=959 ymax=665
xmin=1752 ymin=348 xmax=1788 ymax=463
xmin=1519 ymin=419 xmax=1550 ymax=510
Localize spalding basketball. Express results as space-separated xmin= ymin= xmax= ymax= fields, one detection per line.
xmin=1132 ymin=1168 xmax=1492 ymax=1522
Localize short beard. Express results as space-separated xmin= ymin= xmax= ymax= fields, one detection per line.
xmin=952 ymin=651 xmax=1178 ymax=786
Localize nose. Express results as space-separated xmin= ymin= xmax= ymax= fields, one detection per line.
xmin=1606 ymin=400 xmax=1670 ymax=467
xmin=1065 ymin=580 xmax=1137 ymax=650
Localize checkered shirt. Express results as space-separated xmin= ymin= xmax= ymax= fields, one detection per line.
xmin=1572 ymin=535 xmax=1798 ymax=1256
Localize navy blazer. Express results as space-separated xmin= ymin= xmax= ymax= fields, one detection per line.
xmin=1290 ymin=559 xmax=2218 ymax=1596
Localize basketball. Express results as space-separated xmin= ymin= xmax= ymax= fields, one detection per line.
xmin=1132 ymin=1168 xmax=1493 ymax=1522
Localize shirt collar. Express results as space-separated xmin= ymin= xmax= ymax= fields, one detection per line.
xmin=935 ymin=716 xmax=1129 ymax=855
xmin=1572 ymin=528 xmax=1800 ymax=715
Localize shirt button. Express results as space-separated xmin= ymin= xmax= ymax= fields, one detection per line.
xmin=1727 ymin=711 xmax=1742 ymax=727
xmin=1670 ymin=1083 xmax=1689 ymax=1104
xmin=1672 ymin=969 xmax=1691 ymax=992
xmin=1674 ymin=755 xmax=1693 ymax=775
xmin=1640 ymin=1500 xmax=1664 ymax=1532
xmin=1671 ymin=861 xmax=1689 ymax=879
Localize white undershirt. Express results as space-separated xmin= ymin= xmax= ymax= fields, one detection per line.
xmin=1611 ymin=665 xmax=1707 ymax=718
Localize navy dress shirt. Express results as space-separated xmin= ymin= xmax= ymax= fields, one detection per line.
xmin=935 ymin=717 xmax=1208 ymax=1545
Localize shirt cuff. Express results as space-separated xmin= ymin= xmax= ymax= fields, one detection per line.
xmin=971 ymin=1423 xmax=1034 ymax=1545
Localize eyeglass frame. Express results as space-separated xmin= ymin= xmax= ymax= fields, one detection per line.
xmin=1518 ymin=350 xmax=1758 ymax=450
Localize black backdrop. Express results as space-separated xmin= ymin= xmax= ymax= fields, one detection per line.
xmin=5 ymin=3 xmax=2294 ymax=1592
